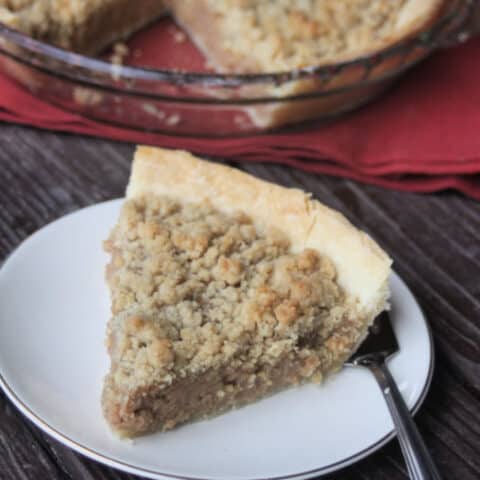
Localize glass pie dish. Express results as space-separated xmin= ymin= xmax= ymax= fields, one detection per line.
xmin=0 ymin=0 xmax=476 ymax=137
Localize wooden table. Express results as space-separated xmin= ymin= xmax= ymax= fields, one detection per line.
xmin=0 ymin=123 xmax=479 ymax=480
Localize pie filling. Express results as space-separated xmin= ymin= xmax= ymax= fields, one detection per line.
xmin=102 ymin=194 xmax=369 ymax=437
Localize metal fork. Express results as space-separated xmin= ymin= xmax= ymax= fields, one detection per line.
xmin=345 ymin=311 xmax=442 ymax=480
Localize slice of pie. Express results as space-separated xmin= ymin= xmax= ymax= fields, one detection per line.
xmin=102 ymin=146 xmax=392 ymax=437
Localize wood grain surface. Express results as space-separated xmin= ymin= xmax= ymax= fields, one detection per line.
xmin=0 ymin=124 xmax=479 ymax=480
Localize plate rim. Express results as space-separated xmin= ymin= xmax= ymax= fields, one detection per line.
xmin=0 ymin=199 xmax=435 ymax=480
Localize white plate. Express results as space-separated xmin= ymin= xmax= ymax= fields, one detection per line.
xmin=0 ymin=199 xmax=433 ymax=480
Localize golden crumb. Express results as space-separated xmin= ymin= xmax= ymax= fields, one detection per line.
xmin=110 ymin=42 xmax=129 ymax=65
xmin=173 ymin=30 xmax=186 ymax=43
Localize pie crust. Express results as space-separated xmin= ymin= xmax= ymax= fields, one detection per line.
xmin=102 ymin=147 xmax=392 ymax=437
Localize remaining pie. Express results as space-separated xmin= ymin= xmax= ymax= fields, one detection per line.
xmin=0 ymin=1 xmax=446 ymax=128
xmin=102 ymin=146 xmax=392 ymax=437
xmin=0 ymin=1 xmax=445 ymax=70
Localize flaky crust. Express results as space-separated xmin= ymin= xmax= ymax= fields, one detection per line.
xmin=127 ymin=146 xmax=392 ymax=316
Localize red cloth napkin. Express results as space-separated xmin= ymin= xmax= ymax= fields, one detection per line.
xmin=1 ymin=20 xmax=480 ymax=199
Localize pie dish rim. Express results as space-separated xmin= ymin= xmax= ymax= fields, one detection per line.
xmin=0 ymin=0 xmax=468 ymax=90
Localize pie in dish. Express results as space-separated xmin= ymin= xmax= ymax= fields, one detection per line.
xmin=0 ymin=1 xmax=445 ymax=71
xmin=102 ymin=146 xmax=392 ymax=437
xmin=0 ymin=1 xmax=447 ymax=128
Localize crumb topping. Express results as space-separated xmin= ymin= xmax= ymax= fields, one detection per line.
xmin=105 ymin=195 xmax=350 ymax=391
xmin=202 ymin=0 xmax=408 ymax=71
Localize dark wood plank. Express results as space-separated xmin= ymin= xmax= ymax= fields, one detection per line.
xmin=0 ymin=123 xmax=479 ymax=480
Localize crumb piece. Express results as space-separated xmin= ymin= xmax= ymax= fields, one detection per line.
xmin=142 ymin=103 xmax=166 ymax=120
xmin=73 ymin=87 xmax=103 ymax=107
xmin=110 ymin=42 xmax=129 ymax=66
xmin=166 ymin=114 xmax=181 ymax=126
xmin=174 ymin=31 xmax=186 ymax=43
xmin=114 ymin=42 xmax=129 ymax=56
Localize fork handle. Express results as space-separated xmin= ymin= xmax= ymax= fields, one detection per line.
xmin=367 ymin=362 xmax=442 ymax=480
